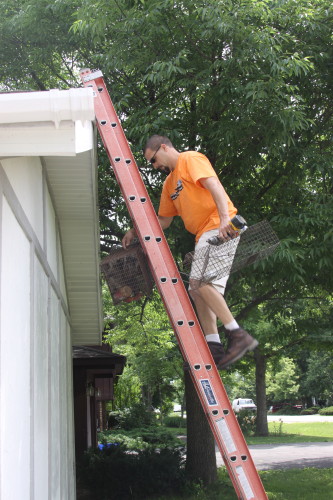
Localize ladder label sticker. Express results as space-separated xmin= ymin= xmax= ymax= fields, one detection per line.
xmin=236 ymin=466 xmax=254 ymax=500
xmin=216 ymin=418 xmax=237 ymax=453
xmin=200 ymin=379 xmax=217 ymax=406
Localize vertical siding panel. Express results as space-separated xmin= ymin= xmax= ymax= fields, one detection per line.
xmin=0 ymin=187 xmax=3 ymax=496
xmin=33 ymin=256 xmax=49 ymax=500
xmin=67 ymin=322 xmax=76 ymax=499
xmin=30 ymin=243 xmax=35 ymax=500
xmin=0 ymin=198 xmax=31 ymax=499
xmin=49 ymin=287 xmax=60 ymax=500
xmin=59 ymin=309 xmax=68 ymax=499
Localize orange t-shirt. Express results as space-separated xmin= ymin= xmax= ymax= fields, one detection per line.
xmin=158 ymin=151 xmax=237 ymax=241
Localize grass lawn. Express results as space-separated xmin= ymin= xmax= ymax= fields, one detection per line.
xmin=153 ymin=468 xmax=333 ymax=499
xmin=168 ymin=421 xmax=333 ymax=444
xmin=161 ymin=421 xmax=333 ymax=499
xmin=260 ymin=468 xmax=333 ymax=500
xmin=247 ymin=421 xmax=333 ymax=444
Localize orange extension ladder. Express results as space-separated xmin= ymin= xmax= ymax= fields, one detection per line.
xmin=80 ymin=68 xmax=268 ymax=500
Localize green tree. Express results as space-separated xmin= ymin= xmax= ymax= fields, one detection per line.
xmin=103 ymin=289 xmax=182 ymax=416
xmin=298 ymin=351 xmax=333 ymax=406
xmin=1 ymin=0 xmax=333 ymax=481
xmin=266 ymin=357 xmax=300 ymax=402
xmin=112 ymin=364 xmax=142 ymax=410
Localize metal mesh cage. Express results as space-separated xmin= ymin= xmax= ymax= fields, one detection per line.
xmin=181 ymin=220 xmax=280 ymax=289
xmin=101 ymin=242 xmax=154 ymax=304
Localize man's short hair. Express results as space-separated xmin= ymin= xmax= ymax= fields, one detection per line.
xmin=144 ymin=135 xmax=173 ymax=153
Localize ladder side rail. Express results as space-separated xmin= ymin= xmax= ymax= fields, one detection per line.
xmin=81 ymin=69 xmax=268 ymax=500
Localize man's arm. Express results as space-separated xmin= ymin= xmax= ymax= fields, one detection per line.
xmin=158 ymin=215 xmax=174 ymax=230
xmin=122 ymin=215 xmax=173 ymax=248
xmin=199 ymin=177 xmax=237 ymax=240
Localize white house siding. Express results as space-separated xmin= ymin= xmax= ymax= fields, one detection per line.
xmin=0 ymin=197 xmax=31 ymax=500
xmin=0 ymin=158 xmax=75 ymax=499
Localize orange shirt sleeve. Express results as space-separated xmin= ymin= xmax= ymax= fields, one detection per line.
xmin=185 ymin=153 xmax=218 ymax=186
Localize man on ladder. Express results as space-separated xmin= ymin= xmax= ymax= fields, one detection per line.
xmin=122 ymin=134 xmax=258 ymax=370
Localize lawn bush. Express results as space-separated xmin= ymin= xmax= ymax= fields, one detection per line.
xmin=236 ymin=410 xmax=256 ymax=435
xmin=273 ymin=406 xmax=302 ymax=416
xmin=108 ymin=402 xmax=156 ymax=430
xmin=163 ymin=415 xmax=187 ymax=428
xmin=318 ymin=406 xmax=333 ymax=416
xmin=128 ymin=427 xmax=179 ymax=446
xmin=99 ymin=426 xmax=182 ymax=448
xmin=99 ymin=432 xmax=147 ymax=450
xmin=300 ymin=406 xmax=320 ymax=415
xmin=78 ymin=445 xmax=186 ymax=499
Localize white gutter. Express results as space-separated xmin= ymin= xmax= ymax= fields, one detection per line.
xmin=0 ymin=88 xmax=95 ymax=128
xmin=0 ymin=88 xmax=96 ymax=156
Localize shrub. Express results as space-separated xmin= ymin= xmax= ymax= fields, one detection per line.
xmin=163 ymin=415 xmax=187 ymax=428
xmin=99 ymin=432 xmax=147 ymax=450
xmin=99 ymin=426 xmax=182 ymax=448
xmin=236 ymin=410 xmax=256 ymax=435
xmin=108 ymin=403 xmax=156 ymax=430
xmin=273 ymin=406 xmax=302 ymax=416
xmin=318 ymin=406 xmax=333 ymax=416
xmin=128 ymin=427 xmax=179 ymax=446
xmin=78 ymin=445 xmax=186 ymax=499
xmin=300 ymin=407 xmax=320 ymax=415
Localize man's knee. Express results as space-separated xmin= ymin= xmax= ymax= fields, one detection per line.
xmin=188 ymin=282 xmax=210 ymax=300
xmin=188 ymin=286 xmax=198 ymax=301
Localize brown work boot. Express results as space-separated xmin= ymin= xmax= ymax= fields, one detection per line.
xmin=219 ymin=328 xmax=258 ymax=370
xmin=207 ymin=341 xmax=226 ymax=369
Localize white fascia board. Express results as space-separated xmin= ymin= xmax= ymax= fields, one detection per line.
xmin=0 ymin=120 xmax=94 ymax=156
xmin=0 ymin=88 xmax=95 ymax=156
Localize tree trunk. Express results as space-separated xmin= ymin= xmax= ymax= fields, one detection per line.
xmin=254 ymin=349 xmax=269 ymax=436
xmin=184 ymin=369 xmax=217 ymax=485
xmin=141 ymin=385 xmax=152 ymax=410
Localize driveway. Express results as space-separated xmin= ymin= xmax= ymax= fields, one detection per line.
xmin=216 ymin=442 xmax=333 ymax=470
xmin=216 ymin=415 xmax=333 ymax=470
xmin=267 ymin=414 xmax=333 ymax=423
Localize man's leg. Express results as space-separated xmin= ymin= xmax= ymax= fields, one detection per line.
xmin=191 ymin=292 xmax=226 ymax=367
xmin=192 ymin=284 xmax=233 ymax=326
xmin=192 ymin=292 xmax=219 ymax=333
xmin=190 ymin=284 xmax=258 ymax=369
xmin=189 ymin=228 xmax=258 ymax=369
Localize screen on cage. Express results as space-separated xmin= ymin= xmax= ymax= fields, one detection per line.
xmin=181 ymin=220 xmax=280 ymax=289
xmin=101 ymin=243 xmax=154 ymax=304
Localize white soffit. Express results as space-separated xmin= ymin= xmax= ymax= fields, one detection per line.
xmin=44 ymin=150 xmax=103 ymax=344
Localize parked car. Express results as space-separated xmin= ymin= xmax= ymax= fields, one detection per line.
xmin=267 ymin=403 xmax=303 ymax=413
xmin=232 ymin=398 xmax=257 ymax=413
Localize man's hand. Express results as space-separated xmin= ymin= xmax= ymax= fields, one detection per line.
xmin=219 ymin=216 xmax=239 ymax=241
xmin=122 ymin=228 xmax=137 ymax=249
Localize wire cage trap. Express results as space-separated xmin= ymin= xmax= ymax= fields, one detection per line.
xmin=181 ymin=220 xmax=280 ymax=289
xmin=101 ymin=242 xmax=155 ymax=304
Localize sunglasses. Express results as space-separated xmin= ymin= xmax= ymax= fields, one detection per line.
xmin=149 ymin=145 xmax=161 ymax=164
